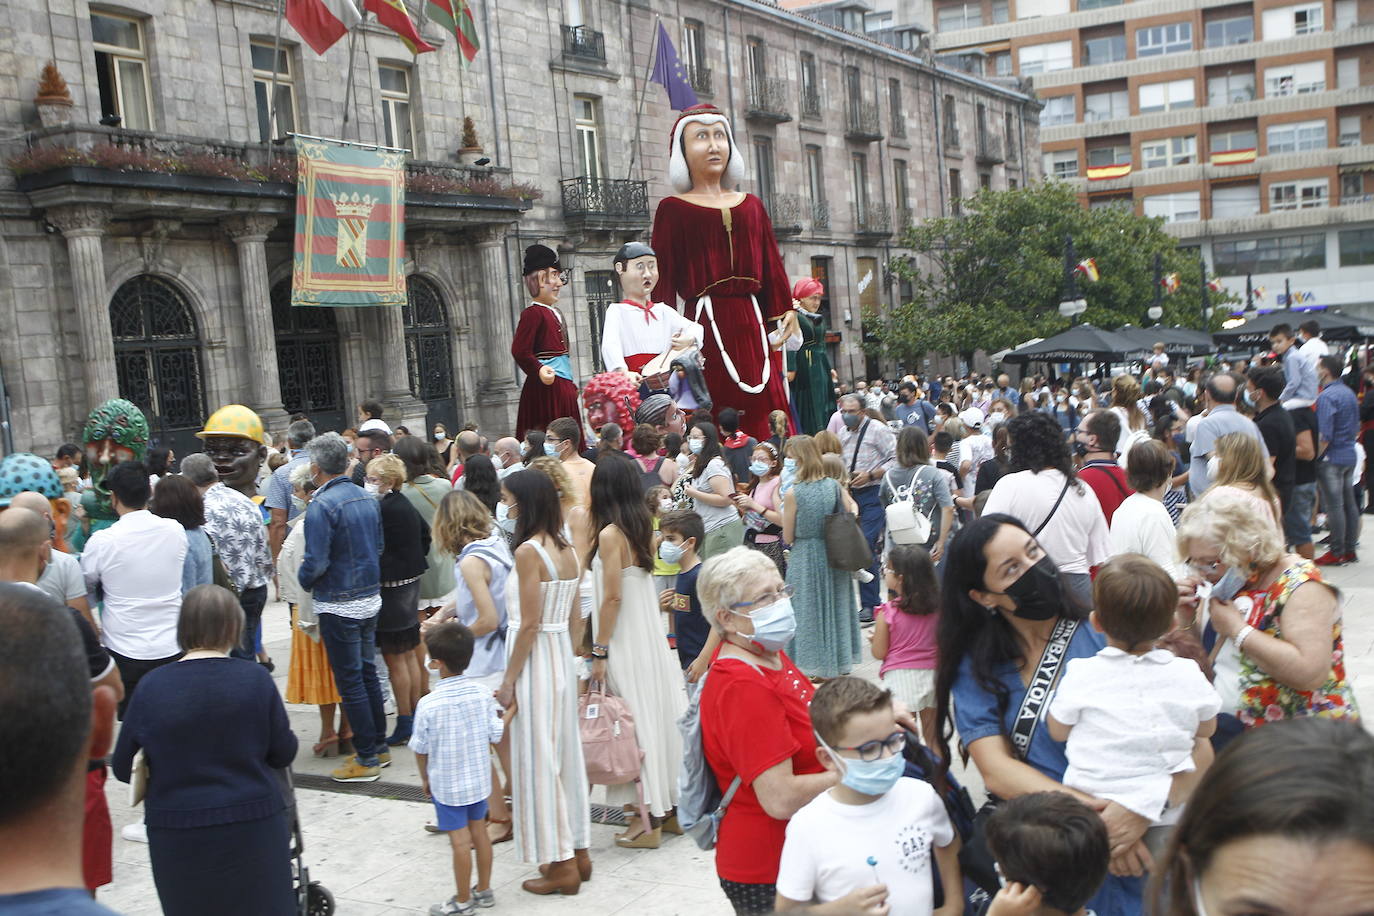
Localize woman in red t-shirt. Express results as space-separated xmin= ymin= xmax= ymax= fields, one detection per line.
xmin=697 ymin=547 xmax=837 ymax=915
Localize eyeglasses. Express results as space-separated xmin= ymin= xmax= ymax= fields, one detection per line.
xmin=833 ymin=730 xmax=907 ymax=762
xmin=729 ymin=583 xmax=795 ymax=610
xmin=1188 ymin=560 xmax=1221 ymax=575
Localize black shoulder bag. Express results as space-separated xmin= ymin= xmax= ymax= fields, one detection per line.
xmin=1032 ymin=475 xmax=1074 ymax=537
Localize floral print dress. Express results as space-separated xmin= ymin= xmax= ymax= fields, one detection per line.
xmin=1234 ymin=560 xmax=1361 ymax=727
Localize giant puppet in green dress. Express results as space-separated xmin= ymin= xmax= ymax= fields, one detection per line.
xmin=787 ymin=278 xmax=836 ymax=435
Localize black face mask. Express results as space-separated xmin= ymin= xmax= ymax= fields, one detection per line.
xmin=1072 ymin=440 xmax=1089 ymax=458
xmin=998 ymin=556 xmax=1065 ymax=621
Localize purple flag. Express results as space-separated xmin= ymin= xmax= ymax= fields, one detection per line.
xmin=649 ymin=21 xmax=699 ymax=111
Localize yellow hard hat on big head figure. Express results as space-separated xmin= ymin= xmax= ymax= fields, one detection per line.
xmin=197 ymin=404 xmax=267 ymax=445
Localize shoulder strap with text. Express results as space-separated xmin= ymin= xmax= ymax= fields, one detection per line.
xmin=1009 ymin=617 xmax=1078 ymax=760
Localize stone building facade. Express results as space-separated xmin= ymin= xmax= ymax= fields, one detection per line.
xmin=0 ymin=0 xmax=1038 ymax=456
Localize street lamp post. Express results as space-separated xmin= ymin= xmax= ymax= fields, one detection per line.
xmin=1148 ymin=253 xmax=1164 ymax=324
xmin=1059 ymin=234 xmax=1087 ymax=323
xmin=1244 ymin=273 xmax=1257 ymax=321
xmin=1200 ymin=256 xmax=1213 ymax=326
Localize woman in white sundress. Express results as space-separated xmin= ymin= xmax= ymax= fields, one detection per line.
xmin=494 ymin=470 xmax=591 ymax=897
xmin=588 ymin=457 xmax=687 ymax=849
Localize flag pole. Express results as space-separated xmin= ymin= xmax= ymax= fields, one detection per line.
xmin=266 ymin=0 xmax=286 ymax=141
xmin=341 ymin=12 xmax=363 ymax=139
xmin=626 ymin=13 xmax=661 ymax=181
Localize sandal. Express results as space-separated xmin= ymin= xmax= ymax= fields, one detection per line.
xmin=313 ymin=736 xmax=340 ymax=758
xmin=487 ymin=818 xmax=514 ymax=844
xmin=338 ymin=731 xmax=354 ymax=755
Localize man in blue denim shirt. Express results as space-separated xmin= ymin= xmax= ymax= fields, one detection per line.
xmin=298 ymin=432 xmax=387 ymax=782
xmin=1314 ymin=356 xmax=1360 ymax=567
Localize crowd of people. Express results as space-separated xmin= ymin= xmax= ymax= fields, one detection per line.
xmin=0 ymin=320 xmax=1370 ymax=916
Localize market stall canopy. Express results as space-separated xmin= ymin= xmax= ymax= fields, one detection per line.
xmin=990 ymin=337 xmax=1043 ymax=364
xmin=1002 ymin=324 xmax=1144 ymax=364
xmin=1115 ymin=325 xmax=1215 ymax=357
xmin=1211 ymin=309 xmax=1374 ymax=347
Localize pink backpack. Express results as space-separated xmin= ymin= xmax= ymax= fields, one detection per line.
xmin=579 ymin=681 xmax=651 ymax=834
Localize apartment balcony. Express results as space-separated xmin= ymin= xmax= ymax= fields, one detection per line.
xmin=854 ymin=202 xmax=893 ymax=238
xmin=944 ymin=128 xmax=961 ymax=152
xmin=976 ymin=132 xmax=1005 ymax=164
xmin=812 ymin=198 xmax=831 ymax=230
xmin=560 ymin=176 xmax=649 ymax=232
xmin=846 ymin=103 xmax=884 ymax=142
xmin=891 ymin=112 xmax=908 ymax=139
xmin=801 ymin=88 xmax=822 ymax=120
xmin=561 ymin=25 xmax=605 ymax=62
xmin=896 ymin=207 xmax=915 ymax=231
xmin=1342 ymin=193 xmax=1374 ymax=206
xmin=767 ymin=193 xmax=806 ymax=236
xmin=687 ymin=66 xmax=713 ymax=97
xmin=746 ymin=77 xmax=793 ymax=124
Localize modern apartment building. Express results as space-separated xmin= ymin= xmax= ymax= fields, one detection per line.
xmin=833 ymin=0 xmax=1374 ymax=321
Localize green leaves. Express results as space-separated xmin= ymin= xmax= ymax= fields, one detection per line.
xmin=874 ymin=181 xmax=1235 ymax=364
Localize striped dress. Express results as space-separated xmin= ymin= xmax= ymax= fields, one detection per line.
xmin=504 ymin=540 xmax=591 ymax=865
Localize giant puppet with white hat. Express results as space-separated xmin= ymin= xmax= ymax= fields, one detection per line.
xmin=649 ymin=104 xmax=798 ymax=440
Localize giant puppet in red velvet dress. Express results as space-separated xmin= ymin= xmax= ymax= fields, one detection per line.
xmin=651 ymin=105 xmax=798 ymax=441
xmin=512 ymin=244 xmax=581 ymax=441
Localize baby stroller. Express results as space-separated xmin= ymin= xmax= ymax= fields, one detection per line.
xmin=278 ymin=768 xmax=335 ymax=916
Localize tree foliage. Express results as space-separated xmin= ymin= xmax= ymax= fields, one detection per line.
xmin=873 ymin=181 xmax=1236 ymax=363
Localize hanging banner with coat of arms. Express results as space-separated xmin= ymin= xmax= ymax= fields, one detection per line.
xmin=291 ymin=137 xmax=407 ymax=307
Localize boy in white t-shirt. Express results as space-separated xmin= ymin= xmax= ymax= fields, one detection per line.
xmin=1048 ymin=555 xmax=1221 ymax=825
xmin=775 ymin=677 xmax=961 ymax=916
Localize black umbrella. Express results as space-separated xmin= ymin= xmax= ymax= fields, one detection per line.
xmin=1212 ymin=308 xmax=1374 ymax=347
xmin=1114 ymin=325 xmax=1214 ymax=357
xmin=1002 ymin=324 xmax=1144 ymax=364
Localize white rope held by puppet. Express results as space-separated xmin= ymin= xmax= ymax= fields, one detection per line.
xmin=697 ymin=294 xmax=771 ymax=395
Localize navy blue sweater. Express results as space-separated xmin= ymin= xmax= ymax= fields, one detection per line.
xmin=111 ymin=657 xmax=298 ymax=828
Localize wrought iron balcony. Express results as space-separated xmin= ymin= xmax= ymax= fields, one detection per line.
xmin=746 ymin=77 xmax=792 ymax=124
xmin=846 ymin=103 xmax=884 ymax=142
xmin=853 ymin=202 xmax=893 ymax=237
xmin=561 ymin=25 xmax=605 ymax=62
xmin=944 ymin=128 xmax=961 ymax=151
xmin=767 ymin=193 xmax=805 ymax=236
xmin=687 ymin=65 xmax=713 ymax=96
xmin=812 ymin=198 xmax=830 ymax=230
xmin=976 ymin=132 xmax=1005 ymax=164
xmin=801 ymin=88 xmax=822 ymax=119
xmin=896 ymin=207 xmax=914 ymax=231
xmin=891 ymin=112 xmax=908 ymax=139
xmin=560 ymin=176 xmax=649 ymax=231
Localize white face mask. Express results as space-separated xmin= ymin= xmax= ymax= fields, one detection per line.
xmin=434 ymin=432 xmax=445 ymax=441
xmin=363 ymin=481 xmax=381 ymax=497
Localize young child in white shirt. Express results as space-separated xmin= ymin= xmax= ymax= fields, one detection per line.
xmin=775 ymin=677 xmax=961 ymax=916
xmin=983 ymin=793 xmax=1110 ymax=916
xmin=411 ymin=622 xmax=506 ymax=916
xmin=1048 ymin=554 xmax=1221 ymax=825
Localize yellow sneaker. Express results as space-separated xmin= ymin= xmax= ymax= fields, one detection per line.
xmin=344 ymin=750 xmax=391 ymax=768
xmin=331 ymin=760 xmax=381 ymax=783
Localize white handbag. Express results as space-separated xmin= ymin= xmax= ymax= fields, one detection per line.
xmin=884 ymin=468 xmax=933 ymax=546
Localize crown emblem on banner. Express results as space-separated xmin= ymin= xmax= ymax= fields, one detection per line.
xmin=330 ymin=191 xmax=378 ymax=219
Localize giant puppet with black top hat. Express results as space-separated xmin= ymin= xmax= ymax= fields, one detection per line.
xmin=650 ymin=104 xmax=798 ymax=440
xmin=511 ymin=243 xmax=582 ymax=443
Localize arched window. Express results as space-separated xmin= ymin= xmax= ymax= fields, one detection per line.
xmin=403 ymin=275 xmax=454 ymax=404
xmin=110 ymin=275 xmax=207 ymax=449
xmin=271 ymin=279 xmax=344 ymax=431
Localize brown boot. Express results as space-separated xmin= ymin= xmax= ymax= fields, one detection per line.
xmin=522 ymin=858 xmax=580 ymax=896
xmin=539 ymin=850 xmax=592 ymax=882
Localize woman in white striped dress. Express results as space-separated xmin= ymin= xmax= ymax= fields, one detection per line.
xmin=495 ymin=470 xmax=591 ymax=896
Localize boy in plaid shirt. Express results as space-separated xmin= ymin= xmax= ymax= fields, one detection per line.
xmin=411 ymin=622 xmax=505 ymax=915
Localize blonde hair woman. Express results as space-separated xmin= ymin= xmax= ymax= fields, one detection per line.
xmin=1204 ymin=432 xmax=1282 ymax=532
xmin=529 ymin=455 xmax=592 ymax=650
xmin=1109 ymin=374 xmax=1148 ymax=456
xmin=814 ymin=429 xmax=843 ymax=456
xmin=781 ymin=435 xmax=861 ymax=679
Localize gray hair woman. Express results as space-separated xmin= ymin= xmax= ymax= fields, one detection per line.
xmin=1175 ymin=490 xmax=1360 ymax=740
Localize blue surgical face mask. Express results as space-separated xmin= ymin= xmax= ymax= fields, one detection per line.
xmin=291 ymin=495 xmax=307 ymax=513
xmin=689 ymin=438 xmax=704 ymax=454
xmin=659 ymin=539 xmax=686 ymax=564
xmin=842 ymin=412 xmax=862 ymax=430
xmin=731 ymin=595 xmax=796 ymax=652
xmin=543 ymin=440 xmax=559 ymax=457
xmin=1212 ymin=564 xmax=1248 ymax=602
xmin=816 ymin=731 xmax=907 ymax=797
xmin=496 ymin=501 xmax=517 ymax=534
xmin=783 ymin=457 xmax=797 ymax=470
xmin=749 ymin=460 xmax=770 ymax=477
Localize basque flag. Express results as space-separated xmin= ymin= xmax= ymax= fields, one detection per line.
xmin=649 ymin=22 xmax=698 ymax=111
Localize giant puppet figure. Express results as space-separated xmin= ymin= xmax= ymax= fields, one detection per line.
xmin=651 ymin=104 xmax=798 ymax=441
xmin=600 ymin=241 xmax=702 ymax=397
xmin=512 ymin=243 xmax=581 ymax=442
xmin=789 ymin=277 xmax=838 ymax=435
xmin=73 ymin=398 xmax=150 ymax=551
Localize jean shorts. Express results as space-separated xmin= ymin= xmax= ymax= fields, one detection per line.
xmin=432 ymin=798 xmax=489 ymax=832
xmin=1284 ymin=481 xmax=1317 ymax=547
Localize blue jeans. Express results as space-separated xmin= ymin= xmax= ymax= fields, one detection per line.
xmin=1316 ymin=462 xmax=1359 ymax=556
xmin=318 ymin=611 xmax=386 ymax=765
xmin=852 ymin=485 xmax=884 ymax=609
xmin=1283 ymin=481 xmax=1317 ymax=548
xmin=230 ymin=585 xmax=268 ymax=662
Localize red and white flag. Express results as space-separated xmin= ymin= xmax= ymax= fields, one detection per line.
xmin=287 ymin=0 xmax=362 ymax=55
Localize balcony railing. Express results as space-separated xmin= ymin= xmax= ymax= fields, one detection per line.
xmin=891 ymin=112 xmax=907 ymax=139
xmin=767 ymin=193 xmax=806 ymax=235
xmin=846 ymin=103 xmax=884 ymax=142
xmin=944 ymin=128 xmax=961 ymax=151
xmin=560 ymin=176 xmax=649 ymax=229
xmin=1341 ymin=193 xmax=1373 ymax=206
xmin=854 ymin=202 xmax=893 ymax=237
xmin=1340 ymin=132 xmax=1361 ymax=147
xmin=746 ymin=77 xmax=792 ymax=123
xmin=801 ymin=88 xmax=822 ymax=119
xmin=976 ymin=132 xmax=1005 ymax=164
xmin=812 ymin=198 xmax=830 ymax=229
xmin=561 ymin=25 xmax=606 ymax=62
xmin=687 ymin=65 xmax=713 ymax=96
xmin=896 ymin=207 xmax=914 ymax=231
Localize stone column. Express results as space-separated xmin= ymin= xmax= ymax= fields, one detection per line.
xmin=47 ymin=205 xmax=116 ymax=410
xmin=474 ymin=225 xmax=517 ymax=389
xmin=377 ymin=292 xmax=428 ymax=430
xmin=222 ymin=214 xmax=289 ymax=430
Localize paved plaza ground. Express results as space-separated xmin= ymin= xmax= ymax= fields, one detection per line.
xmin=98 ymin=558 xmax=1374 ymax=916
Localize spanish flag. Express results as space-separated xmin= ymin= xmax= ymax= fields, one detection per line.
xmin=1161 ymin=273 xmax=1180 ymax=294
xmin=1086 ymin=163 xmax=1132 ymax=180
xmin=1210 ymin=148 xmax=1257 ymax=166
xmin=365 ymin=0 xmax=437 ymax=54
xmin=1075 ymin=258 xmax=1100 ymax=282
xmin=1253 ymin=286 xmax=1266 ymax=301
xmin=1208 ymin=277 xmax=1224 ymax=292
